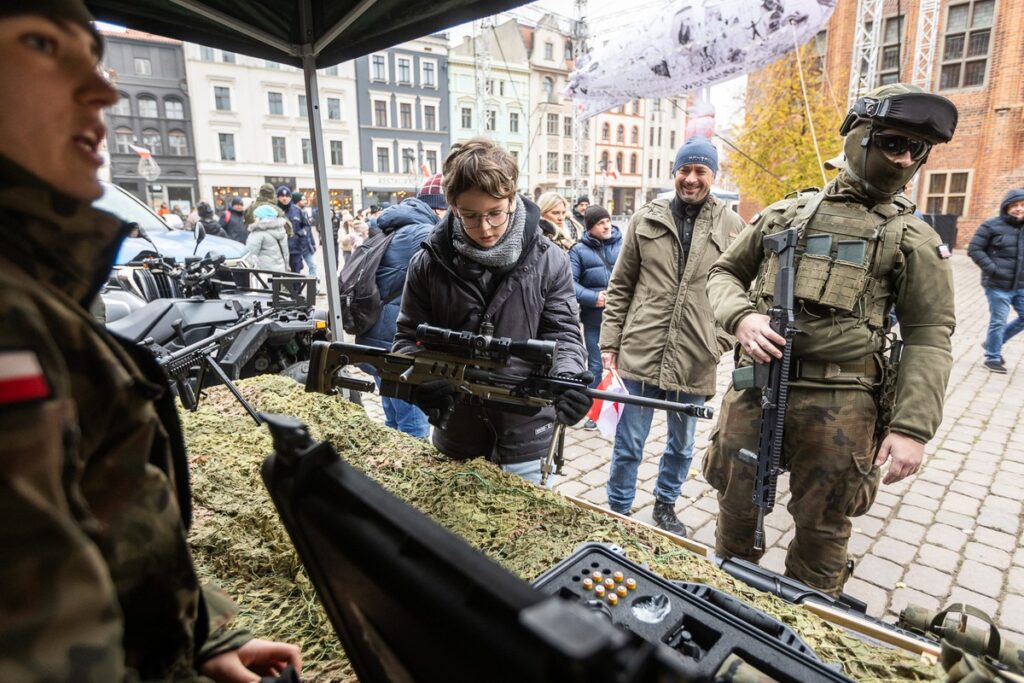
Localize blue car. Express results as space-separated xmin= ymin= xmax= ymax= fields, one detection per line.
xmin=94 ymin=182 xmax=251 ymax=266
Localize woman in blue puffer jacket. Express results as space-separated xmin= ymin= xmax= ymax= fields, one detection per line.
xmin=569 ymin=205 xmax=622 ymax=404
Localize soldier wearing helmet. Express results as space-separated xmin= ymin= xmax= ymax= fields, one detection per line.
xmin=703 ymin=84 xmax=958 ymax=596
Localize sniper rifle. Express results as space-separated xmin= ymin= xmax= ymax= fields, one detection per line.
xmin=736 ymin=228 xmax=799 ymax=551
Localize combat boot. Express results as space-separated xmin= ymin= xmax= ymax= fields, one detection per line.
xmin=652 ymin=500 xmax=687 ymax=537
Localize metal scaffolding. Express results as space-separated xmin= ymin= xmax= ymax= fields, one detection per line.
xmin=911 ymin=0 xmax=941 ymax=90
xmin=846 ymin=0 xmax=886 ymax=106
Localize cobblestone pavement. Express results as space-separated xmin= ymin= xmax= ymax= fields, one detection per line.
xmin=351 ymin=253 xmax=1024 ymax=639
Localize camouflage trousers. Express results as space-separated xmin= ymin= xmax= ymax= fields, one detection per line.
xmin=702 ymin=385 xmax=881 ymax=597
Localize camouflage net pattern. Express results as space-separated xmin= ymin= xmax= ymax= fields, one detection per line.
xmin=182 ymin=375 xmax=943 ymax=683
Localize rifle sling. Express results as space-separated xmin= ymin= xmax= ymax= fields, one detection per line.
xmin=790 ymin=355 xmax=879 ymax=381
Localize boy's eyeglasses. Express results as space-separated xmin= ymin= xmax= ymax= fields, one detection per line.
xmin=457 ymin=207 xmax=513 ymax=229
xmin=872 ymin=132 xmax=931 ymax=161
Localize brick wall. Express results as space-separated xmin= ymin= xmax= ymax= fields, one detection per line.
xmin=740 ymin=0 xmax=1024 ymax=247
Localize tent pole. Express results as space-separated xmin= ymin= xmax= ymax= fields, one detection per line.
xmin=300 ymin=3 xmax=343 ymax=341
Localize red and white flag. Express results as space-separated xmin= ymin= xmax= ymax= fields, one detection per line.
xmin=586 ymin=368 xmax=628 ymax=437
xmin=0 ymin=351 xmax=50 ymax=406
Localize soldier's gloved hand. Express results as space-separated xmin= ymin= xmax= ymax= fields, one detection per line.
xmin=553 ymin=371 xmax=594 ymax=425
xmin=411 ymin=379 xmax=456 ymax=427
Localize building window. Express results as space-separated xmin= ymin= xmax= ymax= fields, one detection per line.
xmin=925 ymin=171 xmax=970 ymax=215
xmin=200 ymin=45 xmax=215 ymax=61
xmin=422 ymin=61 xmax=436 ymax=88
xmin=630 ymin=126 xmax=639 ymax=145
xmin=649 ymin=127 xmax=655 ymax=146
xmin=565 ymin=41 xmax=573 ymax=61
xmin=544 ymin=41 xmax=554 ymax=60
xmin=327 ymin=97 xmax=341 ymax=121
xmin=165 ymin=98 xmax=184 ymax=119
xmin=141 ymin=129 xmax=162 ymax=155
xmin=542 ymin=76 xmax=554 ymax=100
xmin=509 ymin=111 xmax=519 ymax=133
xmin=629 ymin=153 xmax=638 ymax=174
xmin=510 ymin=150 xmax=519 ymax=166
xmin=323 ymin=65 xmax=339 ymax=76
xmin=268 ymin=91 xmax=284 ymax=116
xmin=424 ymin=105 xmax=436 ymax=131
xmin=219 ymin=133 xmax=235 ymax=160
xmin=298 ymin=94 xmax=307 ymax=114
xmin=137 ymin=96 xmax=158 ymax=118
xmin=814 ymin=29 xmax=828 ymax=63
xmin=302 ymin=138 xmax=312 ymax=164
xmin=485 ymin=79 xmax=494 ymax=95
xmin=265 ymin=60 xmax=279 ymax=70
xmin=461 ymin=107 xmax=472 ymax=129
xmin=486 ymin=109 xmax=496 ymax=131
xmin=582 ymin=155 xmax=589 ymax=173
xmin=600 ymin=151 xmax=609 ymax=170
xmin=371 ymin=54 xmax=387 ymax=82
xmin=582 ymin=121 xmax=590 ymax=139
xmin=648 ymin=158 xmax=654 ymax=178
xmin=214 ymin=86 xmax=231 ymax=111
xmin=499 ymin=81 xmax=505 ymax=96
xmin=546 ymin=152 xmax=558 ymax=172
xmin=670 ymin=131 xmax=676 ymax=149
xmin=397 ymin=57 xmax=411 ymax=84
xmin=658 ymin=128 xmax=662 ymax=145
xmin=221 ymin=50 xmax=236 ymax=63
xmin=111 ymin=93 xmax=131 ymax=116
xmin=330 ymin=140 xmax=344 ymax=165
xmin=426 ymin=150 xmax=438 ymax=174
xmin=564 ymin=116 xmax=573 ymax=137
xmin=271 ymin=136 xmax=287 ymax=163
xmin=602 ymin=123 xmax=610 ymax=141
xmin=616 ymin=125 xmax=624 ymax=143
xmin=373 ymin=100 xmax=388 ymax=127
xmin=376 ymin=147 xmax=390 ymax=173
xmin=546 ymin=113 xmax=559 ymax=135
xmin=398 ymin=102 xmax=412 ymax=129
xmin=563 ymin=153 xmax=572 ymax=175
xmin=402 ymin=148 xmax=416 ymax=174
xmin=114 ymin=127 xmax=133 ymax=154
xmin=168 ymin=130 xmax=188 ymax=156
xmin=134 ymin=57 xmax=151 ymax=75
xmin=615 ymin=152 xmax=624 ymax=172
xmin=877 ymin=15 xmax=905 ymax=85
xmin=632 ymin=100 xmax=640 ymax=115
xmin=940 ymin=1 xmax=993 ymax=90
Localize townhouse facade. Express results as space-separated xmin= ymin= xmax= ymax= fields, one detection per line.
xmin=591 ymin=100 xmax=647 ymax=215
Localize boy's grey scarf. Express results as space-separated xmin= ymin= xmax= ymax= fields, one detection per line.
xmin=452 ymin=194 xmax=526 ymax=270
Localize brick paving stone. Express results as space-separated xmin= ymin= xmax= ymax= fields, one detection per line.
xmin=976 ymin=509 xmax=1021 ymax=535
xmin=901 ymin=492 xmax=940 ymax=511
xmin=678 ymin=505 xmax=712 ymax=532
xmin=1014 ymin=548 xmax=1024 ymax=567
xmin=963 ymin=542 xmax=1013 ymax=570
xmin=633 ymin=489 xmax=655 ymax=510
xmin=947 ymin=479 xmax=989 ymax=499
xmin=847 ymin=533 xmax=872 ymax=558
xmin=944 ymin=587 xmax=999 ymax=619
xmin=956 ymin=469 xmax=993 ymax=488
xmin=865 ymin=502 xmax=892 ymax=520
xmin=917 ymin=469 xmax=956 ymax=488
xmin=926 ymin=457 xmax=961 ymax=473
xmin=1007 ymin=567 xmax=1024 ymax=594
xmin=908 ymin=480 xmax=946 ymax=499
xmin=941 ymin=440 xmax=973 ymax=454
xmin=856 ymin=554 xmax=904 ymax=590
xmin=981 ymin=495 xmax=1023 ymax=515
xmin=554 ymin=479 xmax=588 ymax=499
xmin=852 ymin=516 xmax=884 ymax=537
xmin=869 ymin=536 xmax=918 ymax=566
xmin=572 ymin=453 xmax=606 ymax=472
xmin=887 ymin=519 xmax=928 ymax=544
xmin=991 ymin=480 xmax=1024 ymax=499
xmin=580 ymin=487 xmax=607 ymax=506
xmin=580 ymin=467 xmax=610 ymax=487
xmin=934 ymin=510 xmax=975 ymax=530
xmin=693 ymin=495 xmax=720 ymax=515
xmin=903 ymin=565 xmax=953 ymax=597
xmin=925 ymin=523 xmax=968 ymax=551
xmin=691 ymin=522 xmax=716 ymax=548
xmin=843 ymin=578 xmax=887 ymax=616
xmin=917 ymin=543 xmax=962 ymax=573
xmin=760 ymin=547 xmax=787 ymax=575
xmin=894 ymin=504 xmax=934 ymax=526
xmin=887 ymin=587 xmax=940 ymax=617
xmin=636 ymin=461 xmax=659 ymax=481
xmin=955 ymin=560 xmax=1005 ymax=598
xmin=939 ymin=491 xmax=981 ymax=517
xmin=873 ymin=490 xmax=901 ymax=508
xmin=972 ymin=527 xmax=1017 ymax=550
xmin=970 ymin=440 xmax=1004 ymax=456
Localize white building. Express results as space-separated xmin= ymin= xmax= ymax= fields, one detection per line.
xmin=183 ymin=45 xmax=362 ymax=214
xmin=448 ymin=19 xmax=531 ymax=191
xmin=642 ymin=96 xmax=688 ymax=204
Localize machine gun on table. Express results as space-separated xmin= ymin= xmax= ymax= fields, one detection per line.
xmin=306 ymin=324 xmax=713 ymax=483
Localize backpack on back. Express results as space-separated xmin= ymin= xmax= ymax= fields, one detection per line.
xmin=339 ymin=230 xmax=401 ymax=335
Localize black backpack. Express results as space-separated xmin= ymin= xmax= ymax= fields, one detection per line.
xmin=339 ymin=230 xmax=401 ymax=335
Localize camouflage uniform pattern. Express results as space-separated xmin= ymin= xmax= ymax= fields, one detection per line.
xmin=0 ymin=161 xmax=250 ymax=681
xmin=705 ymin=170 xmax=955 ymax=596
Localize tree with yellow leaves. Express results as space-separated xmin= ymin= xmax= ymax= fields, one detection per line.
xmin=731 ymin=41 xmax=844 ymax=207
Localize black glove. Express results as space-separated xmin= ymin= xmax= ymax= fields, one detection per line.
xmin=411 ymin=379 xmax=456 ymax=427
xmin=553 ymin=372 xmax=594 ymax=426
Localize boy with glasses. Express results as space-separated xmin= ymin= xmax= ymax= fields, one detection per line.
xmin=394 ymin=138 xmax=589 ymax=485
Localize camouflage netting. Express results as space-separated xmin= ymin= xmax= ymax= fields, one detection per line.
xmin=182 ymin=375 xmax=943 ymax=683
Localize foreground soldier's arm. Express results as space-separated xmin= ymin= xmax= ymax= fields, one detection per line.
xmin=708 ymin=218 xmax=771 ymax=332
xmin=599 ymin=212 xmax=644 ymax=367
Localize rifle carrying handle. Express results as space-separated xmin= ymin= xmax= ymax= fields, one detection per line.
xmin=929 ymin=603 xmax=1002 ymax=658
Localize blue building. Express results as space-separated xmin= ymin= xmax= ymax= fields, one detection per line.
xmin=354 ymin=35 xmax=450 ymax=208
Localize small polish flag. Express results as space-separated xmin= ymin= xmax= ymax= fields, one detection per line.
xmin=0 ymin=351 xmax=50 ymax=406
xmin=586 ymin=368 xmax=628 ymax=438
xmin=420 ymin=162 xmax=431 ymax=177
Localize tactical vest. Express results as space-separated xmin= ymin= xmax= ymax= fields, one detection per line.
xmin=753 ymin=189 xmax=914 ymax=331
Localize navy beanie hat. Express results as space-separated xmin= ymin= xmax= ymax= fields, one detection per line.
xmin=584 ymin=205 xmax=611 ymax=231
xmin=672 ymin=136 xmax=718 ymax=176
xmin=276 ymin=185 xmax=292 ymax=197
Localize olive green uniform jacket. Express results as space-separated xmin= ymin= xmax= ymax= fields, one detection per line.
xmin=600 ymin=195 xmax=744 ymax=396
xmin=0 ymin=159 xmax=250 ymax=681
xmin=707 ymin=173 xmax=955 ymax=443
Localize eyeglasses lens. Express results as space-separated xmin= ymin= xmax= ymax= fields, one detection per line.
xmin=874 ymin=133 xmax=929 ymax=161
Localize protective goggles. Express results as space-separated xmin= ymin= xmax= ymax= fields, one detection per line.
xmin=871 ymin=131 xmax=931 ymax=161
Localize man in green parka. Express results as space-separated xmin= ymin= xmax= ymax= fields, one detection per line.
xmin=703 ymin=84 xmax=958 ymax=596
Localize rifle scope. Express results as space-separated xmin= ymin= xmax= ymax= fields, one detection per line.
xmin=416 ymin=324 xmax=557 ymax=367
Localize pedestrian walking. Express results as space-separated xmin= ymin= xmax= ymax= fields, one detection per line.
xmin=219 ymin=195 xmax=247 ymax=243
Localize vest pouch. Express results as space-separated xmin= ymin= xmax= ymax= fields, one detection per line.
xmin=757 ymin=252 xmax=780 ymax=300
xmin=793 ymin=253 xmax=832 ymax=303
xmin=819 ymin=259 xmax=868 ymax=312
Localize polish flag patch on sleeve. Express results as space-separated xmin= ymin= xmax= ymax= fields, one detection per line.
xmin=0 ymin=351 xmax=51 ymax=406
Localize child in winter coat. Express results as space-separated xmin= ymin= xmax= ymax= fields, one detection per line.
xmin=245 ymin=204 xmax=290 ymax=271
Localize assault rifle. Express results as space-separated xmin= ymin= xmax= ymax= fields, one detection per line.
xmin=737 ymin=228 xmax=799 ymax=551
xmin=151 ymin=306 xmax=275 ymax=425
xmin=306 ymin=324 xmax=713 ymax=477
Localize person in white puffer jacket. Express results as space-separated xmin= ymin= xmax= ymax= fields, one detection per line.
xmin=245 ymin=203 xmax=290 ymax=271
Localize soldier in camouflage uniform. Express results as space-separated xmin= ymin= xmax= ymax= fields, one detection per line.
xmin=0 ymin=3 xmax=300 ymax=680
xmin=703 ymin=84 xmax=959 ymax=597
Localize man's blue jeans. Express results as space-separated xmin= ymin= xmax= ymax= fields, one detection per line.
xmin=984 ymin=287 xmax=1024 ymax=362
xmin=502 ymin=458 xmax=554 ymax=488
xmin=302 ymin=251 xmax=318 ymax=283
xmin=606 ymin=378 xmax=704 ymax=514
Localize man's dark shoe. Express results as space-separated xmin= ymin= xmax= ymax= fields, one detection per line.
xmin=984 ymin=359 xmax=1007 ymax=374
xmin=583 ymin=419 xmax=598 ymax=431
xmin=652 ymin=500 xmax=687 ymax=537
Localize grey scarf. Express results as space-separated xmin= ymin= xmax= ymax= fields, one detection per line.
xmin=452 ymin=194 xmax=526 ymax=270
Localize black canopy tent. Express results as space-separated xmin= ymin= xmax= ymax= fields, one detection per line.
xmin=87 ymin=0 xmax=528 ymax=339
